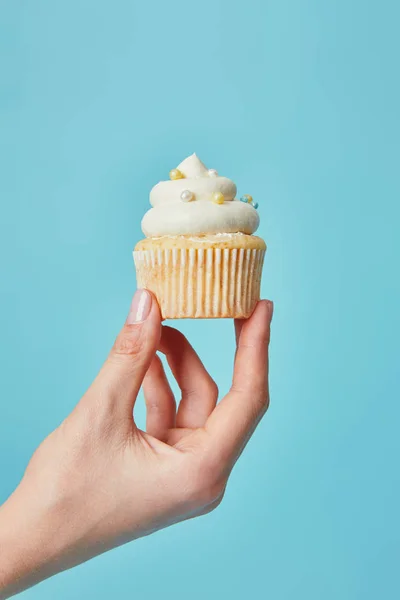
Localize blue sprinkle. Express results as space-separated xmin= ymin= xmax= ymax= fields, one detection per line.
xmin=240 ymin=196 xmax=248 ymax=203
xmin=252 ymin=201 xmax=259 ymax=209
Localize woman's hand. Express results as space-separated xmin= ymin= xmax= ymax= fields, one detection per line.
xmin=0 ymin=290 xmax=273 ymax=598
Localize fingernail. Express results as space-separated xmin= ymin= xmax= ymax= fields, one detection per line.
xmin=126 ymin=289 xmax=152 ymax=324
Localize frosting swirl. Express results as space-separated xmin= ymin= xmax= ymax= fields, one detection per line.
xmin=141 ymin=154 xmax=259 ymax=237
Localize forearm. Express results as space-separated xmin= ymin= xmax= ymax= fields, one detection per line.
xmin=0 ymin=479 xmax=131 ymax=598
xmin=0 ymin=486 xmax=63 ymax=599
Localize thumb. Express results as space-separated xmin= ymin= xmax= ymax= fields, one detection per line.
xmin=91 ymin=289 xmax=162 ymax=418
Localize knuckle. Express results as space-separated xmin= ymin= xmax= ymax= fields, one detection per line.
xmin=249 ymin=391 xmax=269 ymax=424
xmin=207 ymin=380 xmax=219 ymax=400
xmin=198 ymin=481 xmax=226 ymax=512
xmin=198 ymin=489 xmax=226 ymax=515
xmin=255 ymin=389 xmax=270 ymax=412
xmin=185 ymin=455 xmax=226 ymax=510
xmin=111 ymin=325 xmax=145 ymax=358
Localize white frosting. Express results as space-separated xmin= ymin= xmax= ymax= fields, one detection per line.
xmin=141 ymin=154 xmax=259 ymax=237
xmin=148 ymin=232 xmax=247 ymax=242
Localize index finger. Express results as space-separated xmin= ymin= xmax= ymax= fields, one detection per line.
xmin=205 ymin=300 xmax=273 ymax=464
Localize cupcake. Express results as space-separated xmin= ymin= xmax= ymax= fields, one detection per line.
xmin=133 ymin=154 xmax=266 ymax=319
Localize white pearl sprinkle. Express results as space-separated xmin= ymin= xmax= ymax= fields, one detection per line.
xmin=207 ymin=169 xmax=218 ymax=177
xmin=180 ymin=189 xmax=195 ymax=202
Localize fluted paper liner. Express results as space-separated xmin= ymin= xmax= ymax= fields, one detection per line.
xmin=133 ymin=247 xmax=265 ymax=319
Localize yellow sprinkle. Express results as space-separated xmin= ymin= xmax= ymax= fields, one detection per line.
xmin=212 ymin=192 xmax=225 ymax=204
xmin=169 ymin=169 xmax=185 ymax=180
xmin=241 ymin=194 xmax=253 ymax=203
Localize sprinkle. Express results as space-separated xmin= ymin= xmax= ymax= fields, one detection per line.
xmin=251 ymin=201 xmax=259 ymax=209
xmin=180 ymin=189 xmax=195 ymax=202
xmin=170 ymin=169 xmax=185 ymax=180
xmin=240 ymin=194 xmax=253 ymax=203
xmin=212 ymin=191 xmax=225 ymax=204
xmin=207 ymin=169 xmax=218 ymax=177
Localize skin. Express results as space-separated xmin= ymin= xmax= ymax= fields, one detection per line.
xmin=0 ymin=291 xmax=273 ymax=599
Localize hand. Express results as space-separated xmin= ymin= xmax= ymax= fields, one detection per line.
xmin=0 ymin=290 xmax=273 ymax=598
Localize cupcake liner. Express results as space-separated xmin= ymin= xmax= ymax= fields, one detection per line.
xmin=133 ymin=246 xmax=265 ymax=319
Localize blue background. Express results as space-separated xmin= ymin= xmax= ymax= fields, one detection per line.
xmin=1 ymin=1 xmax=399 ymax=598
